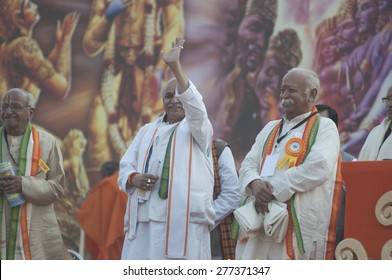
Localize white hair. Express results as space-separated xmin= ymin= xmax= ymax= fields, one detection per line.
xmin=286 ymin=68 xmax=320 ymax=102
xmin=4 ymin=88 xmax=36 ymax=108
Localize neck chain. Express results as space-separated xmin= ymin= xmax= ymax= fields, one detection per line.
xmin=4 ymin=130 xmax=19 ymax=172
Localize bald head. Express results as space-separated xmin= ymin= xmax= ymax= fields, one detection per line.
xmin=161 ymin=78 xmax=177 ymax=98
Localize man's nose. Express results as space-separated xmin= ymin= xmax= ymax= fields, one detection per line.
xmin=171 ymin=95 xmax=179 ymax=102
xmin=280 ymin=89 xmax=289 ymax=98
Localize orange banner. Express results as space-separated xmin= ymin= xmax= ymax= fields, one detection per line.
xmin=341 ymin=161 xmax=392 ymax=260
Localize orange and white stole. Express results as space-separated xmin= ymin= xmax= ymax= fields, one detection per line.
xmin=164 ymin=122 xmax=192 ymax=259
xmin=0 ymin=123 xmax=41 ymax=259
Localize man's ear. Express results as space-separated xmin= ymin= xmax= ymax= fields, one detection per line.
xmin=309 ymin=88 xmax=317 ymax=102
xmin=28 ymin=107 xmax=35 ymax=121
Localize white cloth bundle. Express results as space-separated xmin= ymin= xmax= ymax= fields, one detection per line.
xmin=234 ymin=197 xmax=263 ymax=236
xmin=263 ymin=201 xmax=288 ymax=243
xmin=234 ymin=197 xmax=288 ymax=242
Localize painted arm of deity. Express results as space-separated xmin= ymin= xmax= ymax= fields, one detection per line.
xmin=13 ymin=37 xmax=68 ymax=99
xmin=46 ymin=12 xmax=80 ymax=99
xmin=82 ymin=0 xmax=130 ymax=57
xmin=155 ymin=0 xmax=185 ymax=73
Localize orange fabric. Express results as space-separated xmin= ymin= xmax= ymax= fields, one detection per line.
xmin=77 ymin=171 xmax=127 ymax=260
xmin=286 ymin=200 xmax=295 ymax=259
xmin=341 ymin=161 xmax=392 ymax=260
xmin=324 ymin=154 xmax=342 ymax=259
xmin=20 ymin=126 xmax=41 ymax=260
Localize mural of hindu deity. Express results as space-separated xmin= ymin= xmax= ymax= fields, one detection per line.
xmin=82 ymin=0 xmax=185 ymax=168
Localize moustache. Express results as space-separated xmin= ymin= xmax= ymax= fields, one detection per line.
xmin=281 ymin=99 xmax=295 ymax=106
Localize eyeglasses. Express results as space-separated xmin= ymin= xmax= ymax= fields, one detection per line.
xmin=1 ymin=104 xmax=31 ymax=112
xmin=382 ymin=97 xmax=392 ymax=104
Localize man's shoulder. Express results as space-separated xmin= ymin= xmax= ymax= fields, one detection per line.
xmin=319 ymin=116 xmax=337 ymax=128
xmin=263 ymin=119 xmax=281 ymax=130
xmin=35 ymin=128 xmax=58 ymax=143
xmin=141 ymin=117 xmax=162 ymax=131
xmin=213 ymin=138 xmax=229 ymax=158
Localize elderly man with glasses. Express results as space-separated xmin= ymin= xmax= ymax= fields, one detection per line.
xmin=358 ymin=86 xmax=392 ymax=160
xmin=0 ymin=88 xmax=71 ymax=259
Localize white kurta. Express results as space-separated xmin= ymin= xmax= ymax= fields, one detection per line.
xmin=212 ymin=146 xmax=241 ymax=228
xmin=237 ymin=112 xmax=341 ymax=260
xmin=358 ymin=117 xmax=392 ymax=161
xmin=119 ymin=81 xmax=214 ymax=259
xmin=210 ymin=145 xmax=241 ymax=259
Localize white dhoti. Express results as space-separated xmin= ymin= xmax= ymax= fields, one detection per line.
xmin=121 ymin=221 xmax=211 ymax=260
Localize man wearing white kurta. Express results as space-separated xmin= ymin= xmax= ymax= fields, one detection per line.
xmin=358 ymin=87 xmax=392 ymax=161
xmin=118 ymin=38 xmax=215 ymax=259
xmin=236 ymin=68 xmax=342 ymax=260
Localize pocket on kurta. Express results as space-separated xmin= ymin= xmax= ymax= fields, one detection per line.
xmin=189 ymin=193 xmax=206 ymax=219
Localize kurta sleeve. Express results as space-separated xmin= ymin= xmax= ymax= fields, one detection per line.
xmin=176 ymin=80 xmax=213 ymax=154
xmin=118 ymin=124 xmax=149 ymax=193
xmin=212 ymin=146 xmax=240 ymax=227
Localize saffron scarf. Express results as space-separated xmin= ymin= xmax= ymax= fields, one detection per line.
xmin=0 ymin=123 xmax=41 ymax=259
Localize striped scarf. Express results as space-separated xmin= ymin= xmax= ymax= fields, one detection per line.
xmin=0 ymin=123 xmax=41 ymax=259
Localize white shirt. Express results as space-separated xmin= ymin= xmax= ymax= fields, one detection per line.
xmin=212 ymin=146 xmax=241 ymax=228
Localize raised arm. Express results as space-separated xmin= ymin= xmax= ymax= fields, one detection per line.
xmin=161 ymin=37 xmax=189 ymax=93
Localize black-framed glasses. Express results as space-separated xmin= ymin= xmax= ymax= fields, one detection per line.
xmin=1 ymin=104 xmax=31 ymax=112
xmin=381 ymin=97 xmax=392 ymax=104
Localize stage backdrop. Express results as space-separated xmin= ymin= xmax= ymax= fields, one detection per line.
xmin=1 ymin=0 xmax=391 ymax=255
